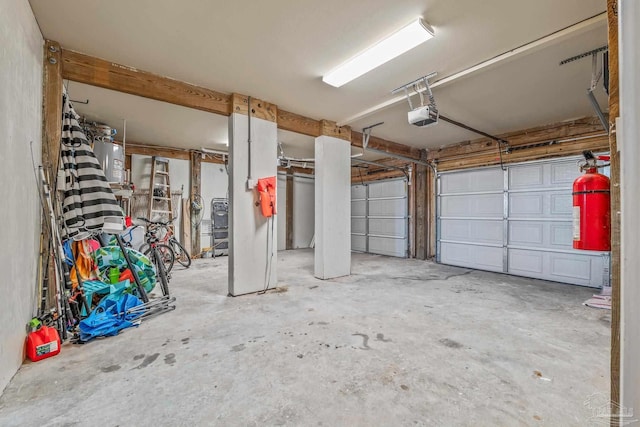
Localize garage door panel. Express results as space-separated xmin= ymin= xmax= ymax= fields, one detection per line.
xmin=351 ymin=218 xmax=366 ymax=234
xmin=509 ymin=193 xmax=543 ymax=216
xmin=441 ymin=219 xmax=503 ymax=245
xmin=440 ymin=242 xmax=503 ymax=272
xmin=439 ymin=156 xmax=608 ymax=288
xmin=509 ymin=164 xmax=544 ymax=189
xmin=551 ymin=162 xmax=580 ymax=185
xmin=508 ymin=249 xmax=543 ymax=274
xmin=508 ymin=221 xmax=574 ymax=250
xmin=369 ymin=198 xmax=406 ymax=217
xmin=509 ymin=161 xmax=578 ymax=189
xmin=369 ymin=236 xmax=407 ymax=257
xmin=441 ymin=169 xmax=503 ymax=193
xmin=368 ymin=180 xmax=405 ymax=198
xmin=351 ymin=179 xmax=407 ymax=258
xmin=509 ymin=191 xmax=572 ymax=219
xmin=507 ymin=249 xmax=604 ymax=286
xmin=369 ymin=218 xmax=405 ymax=237
xmin=351 ymin=200 xmax=366 ymax=216
xmin=550 ymin=223 xmax=573 ymax=247
xmin=550 ymin=193 xmax=572 ymax=216
xmin=351 ymin=235 xmax=366 ymax=252
xmin=351 ymin=185 xmax=366 ymax=199
xmin=441 ymin=194 xmax=503 ymax=217
xmin=550 ymin=255 xmax=592 ymax=280
xmin=509 ymin=222 xmax=544 ymax=246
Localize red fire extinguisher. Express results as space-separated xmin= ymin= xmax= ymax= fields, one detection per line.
xmin=572 ymin=151 xmax=610 ymax=251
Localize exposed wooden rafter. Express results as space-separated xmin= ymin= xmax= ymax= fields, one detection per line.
xmin=428 ymin=116 xmax=610 ymax=171
xmin=59 ymin=47 xmax=421 ymax=160
xmin=61 ymin=49 xmax=230 ymax=116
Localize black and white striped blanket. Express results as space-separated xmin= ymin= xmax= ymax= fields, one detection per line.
xmin=60 ymin=92 xmax=123 ymax=240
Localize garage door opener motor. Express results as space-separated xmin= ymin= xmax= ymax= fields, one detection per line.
xmin=392 ymin=72 xmax=439 ymax=127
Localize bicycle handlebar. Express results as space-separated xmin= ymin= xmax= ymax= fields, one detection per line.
xmin=137 ymin=217 xmax=170 ymax=226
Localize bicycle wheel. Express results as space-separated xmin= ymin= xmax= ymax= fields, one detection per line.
xmin=153 ymin=247 xmax=170 ymax=296
xmin=144 ymin=244 xmax=175 ymax=273
xmin=170 ymin=238 xmax=191 ymax=268
xmin=138 ymin=243 xmax=149 ymax=256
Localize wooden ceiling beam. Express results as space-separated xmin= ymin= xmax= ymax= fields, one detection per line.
xmin=59 ymin=46 xmax=423 ymax=161
xmin=230 ymin=93 xmax=277 ymax=122
xmin=351 ymin=131 xmax=422 ymax=160
xmin=120 ymin=142 xmax=191 ymax=161
xmin=352 ymin=169 xmax=406 ymax=183
xmin=277 ymin=109 xmax=320 ymax=137
xmin=427 ymin=116 xmax=611 ymax=171
xmin=428 ymin=116 xmax=606 ymax=162
xmin=61 ymin=49 xmax=231 ymax=116
xmin=278 ymin=166 xmax=314 ymax=175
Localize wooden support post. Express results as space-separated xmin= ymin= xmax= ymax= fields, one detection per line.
xmin=286 ymin=175 xmax=294 ymax=249
xmin=42 ymin=40 xmax=63 ymax=186
xmin=409 ymin=163 xmax=417 ymax=258
xmin=415 ymin=150 xmax=429 ymax=260
xmin=41 ymin=40 xmax=63 ymax=309
xmin=427 ymin=165 xmax=437 ymax=258
xmin=607 ymin=0 xmax=621 ymax=417
xmin=124 ymin=154 xmax=131 ymax=174
xmin=190 ymin=151 xmax=202 ymax=255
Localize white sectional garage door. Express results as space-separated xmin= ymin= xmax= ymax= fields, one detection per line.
xmin=437 ymin=156 xmax=609 ymax=287
xmin=351 ymin=179 xmax=408 ymax=258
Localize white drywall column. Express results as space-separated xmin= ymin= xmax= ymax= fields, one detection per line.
xmin=0 ymin=0 xmax=43 ymax=393
xmin=619 ymin=0 xmax=640 ymax=416
xmin=314 ymin=121 xmax=352 ymax=279
xmin=228 ymin=95 xmax=278 ymax=295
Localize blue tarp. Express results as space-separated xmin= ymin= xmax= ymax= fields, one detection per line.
xmin=79 ymin=293 xmax=145 ymax=342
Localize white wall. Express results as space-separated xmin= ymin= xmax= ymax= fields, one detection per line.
xmin=293 ymin=175 xmax=315 ymax=248
xmin=619 ymin=0 xmax=640 ymax=415
xmin=276 ymin=173 xmax=315 ymax=250
xmin=0 ymin=0 xmax=43 ymax=393
xmin=131 ymin=155 xmax=190 ymax=193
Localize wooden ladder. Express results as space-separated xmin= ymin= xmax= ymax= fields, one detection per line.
xmin=148 ymin=157 xmax=173 ymax=228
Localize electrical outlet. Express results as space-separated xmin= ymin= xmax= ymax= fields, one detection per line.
xmin=247 ymin=178 xmax=257 ymax=189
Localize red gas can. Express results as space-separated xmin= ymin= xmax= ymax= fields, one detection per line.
xmin=26 ymin=326 xmax=61 ymax=362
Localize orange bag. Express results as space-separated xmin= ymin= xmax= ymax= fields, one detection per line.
xmin=256 ymin=177 xmax=277 ymax=217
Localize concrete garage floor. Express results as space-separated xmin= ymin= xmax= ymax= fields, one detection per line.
xmin=0 ymin=250 xmax=610 ymax=426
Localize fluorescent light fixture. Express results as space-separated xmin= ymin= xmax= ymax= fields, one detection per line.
xmin=323 ymin=18 xmax=434 ymax=88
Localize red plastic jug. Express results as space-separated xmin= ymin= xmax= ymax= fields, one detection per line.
xmin=26 ymin=326 xmax=61 ymax=362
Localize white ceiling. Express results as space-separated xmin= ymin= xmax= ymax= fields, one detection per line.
xmin=31 ymin=0 xmax=608 ymax=152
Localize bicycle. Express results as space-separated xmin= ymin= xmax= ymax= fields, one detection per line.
xmin=136 ymin=218 xmax=172 ymax=297
xmin=138 ymin=218 xmax=191 ymax=270
xmin=136 ymin=218 xmax=175 ymax=273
